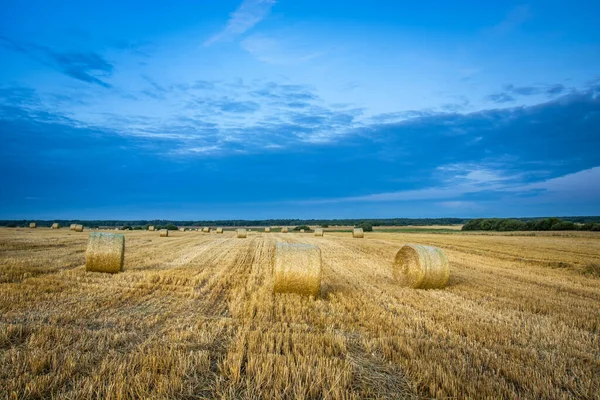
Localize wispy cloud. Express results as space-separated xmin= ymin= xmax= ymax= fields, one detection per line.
xmin=241 ymin=33 xmax=324 ymax=65
xmin=487 ymin=5 xmax=531 ymax=36
xmin=204 ymin=0 xmax=276 ymax=46
xmin=0 ymin=36 xmax=113 ymax=88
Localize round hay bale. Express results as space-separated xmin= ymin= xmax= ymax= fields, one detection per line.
xmin=237 ymin=228 xmax=247 ymax=238
xmin=159 ymin=229 xmax=169 ymax=237
xmin=352 ymin=228 xmax=364 ymax=238
xmin=51 ymin=223 xmax=60 ymax=229
xmin=148 ymin=226 xmax=155 ymax=231
xmin=203 ymin=227 xmax=210 ymax=233
xmin=281 ymin=227 xmax=288 ymax=233
xmin=300 ymin=229 xmax=305 ymax=233
xmin=393 ymin=244 xmax=450 ymax=289
xmin=29 ymin=222 xmax=37 ymax=229
xmin=70 ymin=224 xmax=76 ymax=231
xmin=265 ymin=227 xmax=271 ymax=233
xmin=273 ymin=243 xmax=321 ymax=297
xmin=74 ymin=224 xmax=84 ymax=232
xmin=314 ymin=228 xmax=324 ymax=236
xmin=216 ymin=227 xmax=224 ymax=234
xmin=85 ymin=232 xmax=125 ymax=273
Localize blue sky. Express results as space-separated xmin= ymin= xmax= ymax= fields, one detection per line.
xmin=1 ymin=0 xmax=599 ymax=219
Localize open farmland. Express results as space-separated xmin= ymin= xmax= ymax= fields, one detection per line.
xmin=1 ymin=228 xmax=599 ymax=399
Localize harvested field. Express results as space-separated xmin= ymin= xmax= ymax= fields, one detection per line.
xmin=0 ymin=228 xmax=599 ymax=399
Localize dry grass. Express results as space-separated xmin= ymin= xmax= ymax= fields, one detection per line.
xmin=0 ymin=228 xmax=599 ymax=399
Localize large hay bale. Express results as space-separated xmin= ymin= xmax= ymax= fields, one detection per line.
xmin=314 ymin=228 xmax=324 ymax=236
xmin=281 ymin=227 xmax=288 ymax=233
xmin=353 ymin=228 xmax=364 ymax=238
xmin=70 ymin=224 xmax=76 ymax=231
xmin=74 ymin=224 xmax=84 ymax=232
xmin=51 ymin=223 xmax=60 ymax=229
xmin=216 ymin=227 xmax=224 ymax=234
xmin=148 ymin=226 xmax=155 ymax=231
xmin=393 ymin=244 xmax=450 ymax=289
xmin=274 ymin=243 xmax=321 ymax=297
xmin=85 ymin=232 xmax=125 ymax=273
xmin=237 ymin=228 xmax=247 ymax=238
xmin=265 ymin=227 xmax=271 ymax=233
xmin=29 ymin=222 xmax=36 ymax=229
xmin=203 ymin=227 xmax=210 ymax=233
xmin=160 ymin=229 xmax=169 ymax=237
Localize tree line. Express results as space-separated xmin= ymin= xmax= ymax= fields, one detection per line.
xmin=462 ymin=218 xmax=600 ymax=232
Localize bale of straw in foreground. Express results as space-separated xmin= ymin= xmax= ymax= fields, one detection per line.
xmin=281 ymin=227 xmax=288 ymax=233
xmin=274 ymin=243 xmax=321 ymax=297
xmin=85 ymin=232 xmax=125 ymax=273
xmin=74 ymin=224 xmax=84 ymax=232
xmin=51 ymin=223 xmax=60 ymax=229
xmin=314 ymin=228 xmax=324 ymax=236
xmin=160 ymin=229 xmax=169 ymax=237
xmin=70 ymin=224 xmax=76 ymax=231
xmin=216 ymin=227 xmax=224 ymax=234
xmin=352 ymin=228 xmax=364 ymax=238
xmin=203 ymin=227 xmax=210 ymax=233
xmin=29 ymin=222 xmax=36 ymax=228
xmin=148 ymin=226 xmax=155 ymax=231
xmin=265 ymin=227 xmax=271 ymax=233
xmin=237 ymin=228 xmax=247 ymax=238
xmin=393 ymin=244 xmax=450 ymax=289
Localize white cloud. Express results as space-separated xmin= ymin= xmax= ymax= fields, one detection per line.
xmin=204 ymin=0 xmax=276 ymax=47
xmin=241 ymin=33 xmax=324 ymax=65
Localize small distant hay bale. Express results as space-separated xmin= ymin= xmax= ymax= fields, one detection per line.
xmin=281 ymin=227 xmax=288 ymax=233
xmin=237 ymin=228 xmax=247 ymax=238
xmin=216 ymin=227 xmax=224 ymax=234
xmin=51 ymin=223 xmax=60 ymax=229
xmin=274 ymin=243 xmax=322 ymax=297
xmin=29 ymin=222 xmax=36 ymax=229
xmin=159 ymin=229 xmax=169 ymax=237
xmin=70 ymin=224 xmax=76 ymax=231
xmin=179 ymin=228 xmax=184 ymax=232
xmin=148 ymin=226 xmax=155 ymax=231
xmin=393 ymin=244 xmax=450 ymax=289
xmin=300 ymin=229 xmax=305 ymax=233
xmin=314 ymin=228 xmax=324 ymax=236
xmin=85 ymin=232 xmax=125 ymax=273
xmin=352 ymin=228 xmax=364 ymax=238
xmin=203 ymin=227 xmax=210 ymax=233
xmin=265 ymin=227 xmax=271 ymax=233
xmin=74 ymin=224 xmax=84 ymax=232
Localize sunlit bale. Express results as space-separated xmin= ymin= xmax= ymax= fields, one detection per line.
xmin=393 ymin=244 xmax=450 ymax=289
xmin=281 ymin=227 xmax=288 ymax=233
xmin=265 ymin=227 xmax=271 ymax=233
xmin=74 ymin=224 xmax=84 ymax=232
xmin=179 ymin=228 xmax=184 ymax=232
xmin=314 ymin=228 xmax=324 ymax=236
xmin=29 ymin=222 xmax=36 ymax=229
xmin=237 ymin=228 xmax=247 ymax=238
xmin=203 ymin=227 xmax=210 ymax=233
xmin=85 ymin=232 xmax=125 ymax=273
xmin=70 ymin=224 xmax=76 ymax=231
xmin=300 ymin=229 xmax=305 ymax=233
xmin=352 ymin=228 xmax=364 ymax=238
xmin=159 ymin=229 xmax=169 ymax=237
xmin=216 ymin=227 xmax=224 ymax=234
xmin=273 ymin=243 xmax=322 ymax=297
xmin=148 ymin=226 xmax=155 ymax=231
xmin=51 ymin=223 xmax=60 ymax=229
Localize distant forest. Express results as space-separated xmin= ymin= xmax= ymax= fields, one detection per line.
xmin=2 ymin=216 xmax=600 ymax=229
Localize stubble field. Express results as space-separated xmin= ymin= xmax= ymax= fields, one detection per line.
xmin=1 ymin=227 xmax=599 ymax=399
